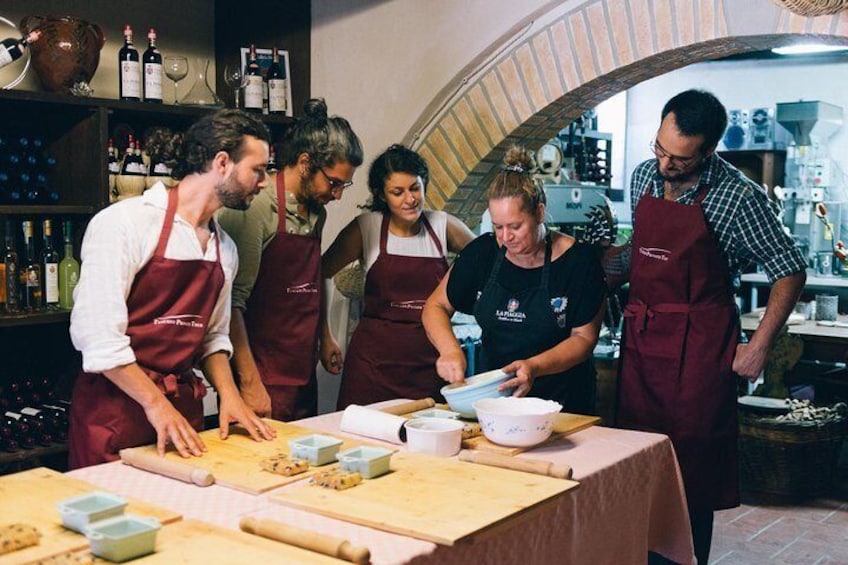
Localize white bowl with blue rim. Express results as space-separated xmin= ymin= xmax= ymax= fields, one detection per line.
xmin=440 ymin=369 xmax=514 ymax=419
xmin=473 ymin=396 xmax=562 ymax=447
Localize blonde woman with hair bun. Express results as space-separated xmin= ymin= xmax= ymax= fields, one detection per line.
xmin=423 ymin=145 xmax=606 ymax=414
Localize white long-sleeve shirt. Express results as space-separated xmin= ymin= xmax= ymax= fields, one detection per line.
xmin=70 ymin=183 xmax=238 ymax=374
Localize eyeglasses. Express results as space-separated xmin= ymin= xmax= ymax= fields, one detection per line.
xmin=318 ymin=167 xmax=354 ymax=192
xmin=649 ymin=139 xmax=701 ymax=168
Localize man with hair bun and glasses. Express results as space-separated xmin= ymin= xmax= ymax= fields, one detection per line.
xmin=217 ymin=98 xmax=363 ymax=422
xmin=605 ymin=89 xmax=806 ymax=564
xmin=423 ymin=145 xmax=606 ymax=414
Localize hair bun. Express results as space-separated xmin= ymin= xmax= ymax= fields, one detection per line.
xmin=503 ymin=145 xmax=535 ymax=172
xmin=303 ymin=98 xmax=329 ymax=121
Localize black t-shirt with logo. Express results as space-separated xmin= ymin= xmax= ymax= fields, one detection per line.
xmin=446 ymin=232 xmax=605 ymax=330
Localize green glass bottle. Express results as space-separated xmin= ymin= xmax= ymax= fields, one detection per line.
xmin=58 ymin=221 xmax=80 ymax=310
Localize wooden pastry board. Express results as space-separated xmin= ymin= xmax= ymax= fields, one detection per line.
xmin=0 ymin=467 xmax=180 ymax=565
xmin=69 ymin=519 xmax=344 ymax=564
xmin=120 ymin=419 xmax=368 ymax=495
xmin=462 ymin=413 xmax=600 ymax=456
xmin=271 ymin=450 xmax=579 ymax=546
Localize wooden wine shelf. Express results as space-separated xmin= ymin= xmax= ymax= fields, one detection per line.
xmin=0 ymin=310 xmax=71 ymax=328
xmin=0 ymin=206 xmax=96 ymax=215
xmin=0 ymin=442 xmax=68 ymax=466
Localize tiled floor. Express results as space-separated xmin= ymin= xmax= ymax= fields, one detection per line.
xmin=710 ymin=453 xmax=848 ymax=564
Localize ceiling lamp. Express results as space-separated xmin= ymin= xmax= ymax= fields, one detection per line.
xmin=771 ymin=44 xmax=848 ymax=55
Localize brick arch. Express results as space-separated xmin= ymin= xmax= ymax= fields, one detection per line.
xmin=406 ymin=0 xmax=848 ymax=226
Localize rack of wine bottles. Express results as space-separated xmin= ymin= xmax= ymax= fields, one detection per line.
xmin=1 ymin=375 xmax=69 ymax=453
xmin=0 ymin=134 xmax=59 ymax=205
xmin=1 ymin=217 xmax=80 ymax=315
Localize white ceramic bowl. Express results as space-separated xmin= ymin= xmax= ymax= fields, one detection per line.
xmin=404 ymin=417 xmax=464 ymax=457
xmin=440 ymin=369 xmax=514 ymax=419
xmin=472 ymin=397 xmax=562 ymax=447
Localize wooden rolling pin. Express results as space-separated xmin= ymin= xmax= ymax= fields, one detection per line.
xmin=119 ymin=449 xmax=215 ymax=487
xmin=378 ymin=397 xmax=435 ymax=416
xmin=240 ymin=517 xmax=371 ymax=564
xmin=458 ymin=449 xmax=573 ymax=479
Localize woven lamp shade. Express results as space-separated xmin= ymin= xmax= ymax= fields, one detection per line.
xmin=773 ymin=0 xmax=848 ymax=16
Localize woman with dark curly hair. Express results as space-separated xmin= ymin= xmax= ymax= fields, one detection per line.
xmin=321 ymin=144 xmax=474 ymax=409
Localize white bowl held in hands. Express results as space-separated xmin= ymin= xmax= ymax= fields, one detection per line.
xmin=473 ymin=397 xmax=563 ymax=447
xmin=440 ymin=369 xmax=514 ymax=419
xmin=404 ymin=417 xmax=464 ymax=457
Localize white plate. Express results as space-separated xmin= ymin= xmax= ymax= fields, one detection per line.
xmin=737 ymin=395 xmax=788 ymax=412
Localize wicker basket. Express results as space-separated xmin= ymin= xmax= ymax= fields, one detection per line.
xmin=773 ymin=0 xmax=848 ymax=16
xmin=738 ymin=406 xmax=847 ymax=496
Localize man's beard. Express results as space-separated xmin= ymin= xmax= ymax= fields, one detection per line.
xmin=217 ymin=174 xmax=251 ymax=210
xmin=657 ymin=159 xmax=704 ymax=184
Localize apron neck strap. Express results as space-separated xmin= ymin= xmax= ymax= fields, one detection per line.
xmin=154 ymin=184 xmax=180 ymax=258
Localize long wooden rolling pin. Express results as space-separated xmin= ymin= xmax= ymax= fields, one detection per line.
xmin=458 ymin=449 xmax=573 ymax=479
xmin=378 ymin=397 xmax=435 ymax=416
xmin=240 ymin=517 xmax=371 ymax=564
xmin=119 ymin=448 xmax=215 ymax=487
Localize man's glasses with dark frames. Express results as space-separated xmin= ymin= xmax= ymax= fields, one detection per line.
xmin=649 ymin=139 xmax=701 ymax=168
xmin=318 ymin=167 xmax=353 ymax=192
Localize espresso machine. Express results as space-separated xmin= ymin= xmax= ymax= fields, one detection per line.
xmin=775 ymin=101 xmax=847 ymax=273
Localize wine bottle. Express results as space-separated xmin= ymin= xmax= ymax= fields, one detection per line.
xmin=243 ymin=44 xmax=264 ymax=113
xmin=142 ymin=28 xmax=163 ymax=103
xmin=59 ymin=220 xmax=80 ymax=310
xmin=0 ymin=29 xmax=41 ymax=71
xmin=267 ymin=47 xmax=287 ymax=115
xmin=3 ymin=220 xmax=20 ymax=313
xmin=20 ymin=220 xmax=42 ymax=312
xmin=4 ymin=411 xmax=35 ymax=449
xmin=266 ymin=145 xmax=278 ymax=174
xmin=119 ymin=25 xmax=141 ymax=101
xmin=21 ymin=406 xmax=61 ymax=443
xmin=41 ymin=219 xmax=60 ymax=310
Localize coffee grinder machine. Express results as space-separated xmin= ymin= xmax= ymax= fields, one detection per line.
xmin=775 ymin=101 xmax=847 ymax=273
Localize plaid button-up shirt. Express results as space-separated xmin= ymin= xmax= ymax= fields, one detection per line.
xmin=629 ymin=155 xmax=807 ymax=283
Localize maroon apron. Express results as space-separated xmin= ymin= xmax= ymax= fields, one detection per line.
xmin=69 ymin=185 xmax=221 ymax=469
xmin=617 ymin=187 xmax=740 ymax=511
xmin=244 ymin=172 xmax=320 ymax=421
xmin=337 ymin=214 xmax=449 ymax=409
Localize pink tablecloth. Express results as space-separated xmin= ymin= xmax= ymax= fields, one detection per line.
xmin=69 ymin=406 xmax=695 ymax=565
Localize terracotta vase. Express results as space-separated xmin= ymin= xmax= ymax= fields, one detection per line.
xmin=19 ymin=15 xmax=105 ymax=93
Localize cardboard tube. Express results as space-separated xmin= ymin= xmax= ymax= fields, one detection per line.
xmin=240 ymin=517 xmax=371 ymax=564
xmin=458 ymin=449 xmax=573 ymax=480
xmin=119 ymin=449 xmax=215 ymax=486
xmin=379 ymin=398 xmax=436 ymax=416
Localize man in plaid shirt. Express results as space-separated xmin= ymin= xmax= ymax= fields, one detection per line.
xmin=608 ymin=89 xmax=806 ymax=565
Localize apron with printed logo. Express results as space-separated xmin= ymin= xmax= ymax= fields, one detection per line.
xmin=69 ymin=185 xmax=220 ymax=469
xmin=473 ymin=236 xmax=596 ymax=414
xmin=617 ymin=187 xmax=739 ymax=510
xmin=337 ymin=214 xmax=448 ymax=409
xmin=244 ymin=172 xmax=320 ymax=421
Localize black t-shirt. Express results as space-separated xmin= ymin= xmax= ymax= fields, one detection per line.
xmin=446 ymin=233 xmax=606 ymax=414
xmin=447 ymin=233 xmax=606 ymax=330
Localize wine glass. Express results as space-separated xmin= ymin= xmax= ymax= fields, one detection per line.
xmin=164 ymin=56 xmax=189 ymax=105
xmin=223 ymin=64 xmax=248 ymax=109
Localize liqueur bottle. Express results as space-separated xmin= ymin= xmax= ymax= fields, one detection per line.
xmin=4 ymin=220 xmax=21 ymax=313
xmin=41 ymin=219 xmax=60 ymax=310
xmin=143 ymin=28 xmax=163 ymax=103
xmin=59 ymin=221 xmax=80 ymax=310
xmin=119 ymin=25 xmax=141 ymax=101
xmin=20 ymin=220 xmax=42 ymax=312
